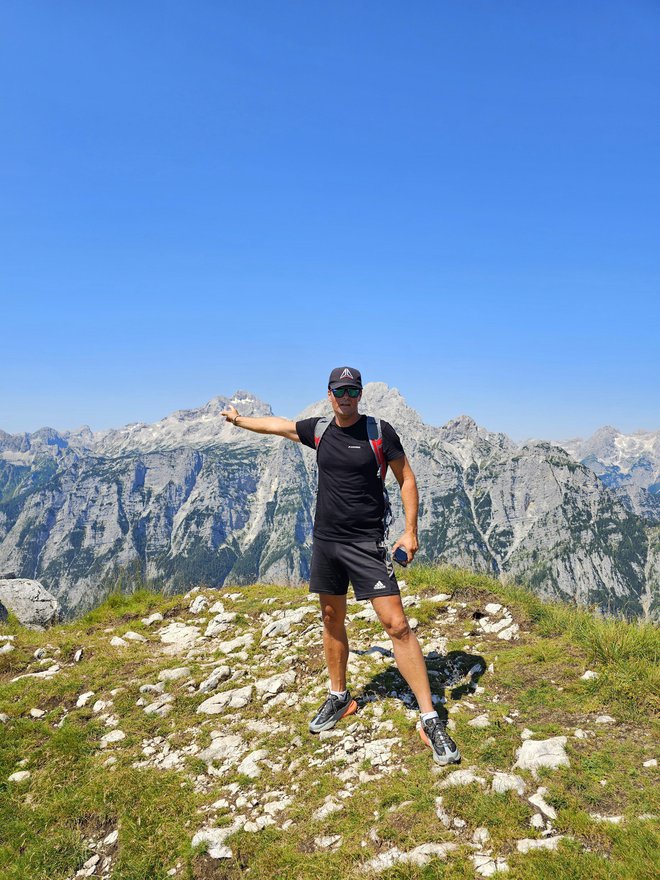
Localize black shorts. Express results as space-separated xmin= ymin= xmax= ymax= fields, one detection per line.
xmin=309 ymin=537 xmax=400 ymax=602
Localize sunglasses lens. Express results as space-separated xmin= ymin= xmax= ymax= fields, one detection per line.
xmin=332 ymin=388 xmax=346 ymax=397
xmin=347 ymin=388 xmax=360 ymax=398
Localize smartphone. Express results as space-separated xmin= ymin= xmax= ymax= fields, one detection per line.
xmin=393 ymin=547 xmax=409 ymax=567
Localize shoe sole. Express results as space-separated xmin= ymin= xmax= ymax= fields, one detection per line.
xmin=309 ymin=699 xmax=358 ymax=734
xmin=418 ymin=726 xmax=461 ymax=765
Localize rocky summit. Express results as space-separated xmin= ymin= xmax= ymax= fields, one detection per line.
xmin=0 ymin=567 xmax=657 ymax=879
xmin=0 ymin=387 xmax=658 ymax=618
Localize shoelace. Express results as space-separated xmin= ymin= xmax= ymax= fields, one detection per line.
xmin=426 ymin=720 xmax=455 ymax=749
xmin=318 ymin=694 xmax=344 ymax=719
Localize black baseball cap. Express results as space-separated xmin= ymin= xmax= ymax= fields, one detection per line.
xmin=328 ymin=366 xmax=363 ymax=390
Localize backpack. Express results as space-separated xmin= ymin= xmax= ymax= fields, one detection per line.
xmin=313 ymin=415 xmax=393 ymax=535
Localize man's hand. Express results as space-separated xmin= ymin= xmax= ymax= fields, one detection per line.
xmin=221 ymin=405 xmax=239 ymax=424
xmin=392 ymin=530 xmax=419 ymax=564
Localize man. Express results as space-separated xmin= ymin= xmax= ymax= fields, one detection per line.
xmin=221 ymin=367 xmax=460 ymax=765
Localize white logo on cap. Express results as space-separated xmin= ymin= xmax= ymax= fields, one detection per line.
xmin=339 ymin=368 xmax=354 ymax=379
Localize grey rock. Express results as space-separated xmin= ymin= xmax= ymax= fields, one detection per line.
xmin=472 ymin=853 xmax=509 ymax=876
xmin=198 ymin=666 xmax=231 ymax=693
xmin=0 ymin=579 xmax=60 ymax=629
xmin=237 ymin=749 xmax=269 ymax=778
xmin=438 ymin=768 xmax=487 ymax=788
xmin=158 ymin=666 xmax=191 ymax=682
xmin=198 ymin=733 xmax=245 ymax=764
xmin=514 ymin=737 xmax=569 ymax=772
xmin=364 ymin=842 xmax=458 ymax=872
xmin=8 ymin=770 xmax=31 ymax=782
xmin=491 ymin=772 xmax=526 ymax=796
xmin=528 ymin=787 xmax=557 ymax=819
xmin=196 ymin=684 xmax=253 ymax=714
xmin=516 ymin=836 xmax=565 ymax=853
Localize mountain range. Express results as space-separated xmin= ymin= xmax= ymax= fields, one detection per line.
xmin=1 ymin=386 xmax=658 ymax=619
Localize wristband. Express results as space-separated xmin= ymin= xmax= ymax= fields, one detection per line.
xmin=232 ymin=413 xmax=240 ymax=426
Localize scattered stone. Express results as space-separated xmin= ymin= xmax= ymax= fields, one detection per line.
xmin=581 ymin=670 xmax=598 ymax=680
xmin=573 ymin=728 xmax=593 ymax=739
xmin=255 ymin=670 xmax=296 ymax=700
xmin=429 ymin=594 xmax=451 ymax=603
xmin=158 ymin=667 xmax=191 ymax=682
xmin=100 ymin=730 xmax=126 ymax=748
xmin=313 ymin=797 xmax=344 ymax=821
xmin=11 ymin=664 xmax=60 ymax=682
xmin=198 ymin=734 xmax=246 ymax=764
xmin=517 ymin=836 xmax=565 ymax=853
xmin=236 ymin=749 xmax=269 ymax=779
xmin=485 ymin=603 xmax=502 ymax=614
xmin=123 ymin=631 xmax=147 ymax=642
xmin=491 ymin=772 xmax=526 ymax=796
xmin=8 ymin=770 xmax=31 ymax=783
xmin=191 ymin=823 xmax=241 ymax=859
xmin=34 ymin=647 xmax=47 ymax=659
xmin=314 ymin=835 xmax=342 ymax=849
xmin=197 ymin=684 xmax=253 ymax=714
xmin=0 ymin=713 xmax=9 ymax=723
xmin=141 ymin=612 xmax=163 ymax=626
xmin=0 ymin=642 xmax=14 ymax=654
xmin=473 ymin=853 xmax=509 ymax=876
xmin=497 ymin=623 xmax=519 ymax=640
xmin=590 ymin=813 xmax=624 ymax=824
xmin=198 ymin=666 xmax=231 ymax=693
xmin=0 ymin=578 xmax=60 ymax=628
xmin=514 ymin=737 xmax=569 ymax=772
xmin=643 ymin=759 xmax=657 ymax=768
xmin=103 ymin=830 xmax=119 ymax=846
xmin=595 ymin=715 xmax=616 ymax=725
xmin=143 ymin=694 xmax=175 ymax=717
xmin=189 ymin=595 xmax=209 ymax=615
xmin=110 ymin=636 xmax=128 ymax=648
xmin=472 ymin=827 xmax=491 ymax=847
xmin=363 ymin=842 xmax=457 ymax=872
xmin=74 ymin=649 xmax=84 ymax=662
xmin=528 ymin=787 xmax=557 ymax=819
xmin=158 ymin=622 xmax=201 ymax=654
xmin=530 ymin=814 xmax=545 ymax=830
xmin=438 ymin=769 xmax=487 ymax=788
xmin=217 ymin=634 xmax=254 ymax=655
xmin=468 ymin=713 xmax=490 ymax=729
xmin=520 ymin=728 xmax=534 ymax=740
xmin=29 ymin=708 xmax=46 ymax=718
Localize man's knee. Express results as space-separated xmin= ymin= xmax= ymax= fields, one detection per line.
xmin=319 ymin=596 xmax=346 ymax=630
xmin=381 ymin=615 xmax=411 ymax=642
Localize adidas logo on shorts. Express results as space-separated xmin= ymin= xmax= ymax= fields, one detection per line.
xmin=373 ymin=581 xmax=387 ymax=590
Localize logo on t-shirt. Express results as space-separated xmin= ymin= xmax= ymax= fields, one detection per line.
xmin=339 ymin=368 xmax=354 ymax=379
xmin=373 ymin=581 xmax=387 ymax=590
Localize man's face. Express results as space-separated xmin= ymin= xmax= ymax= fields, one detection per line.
xmin=328 ymin=386 xmax=362 ymax=419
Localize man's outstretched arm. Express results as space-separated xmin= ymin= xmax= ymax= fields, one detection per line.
xmin=221 ymin=405 xmax=300 ymax=442
xmin=388 ymin=455 xmax=419 ymax=562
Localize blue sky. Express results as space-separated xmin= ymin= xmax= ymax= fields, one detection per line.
xmin=1 ymin=1 xmax=658 ymax=441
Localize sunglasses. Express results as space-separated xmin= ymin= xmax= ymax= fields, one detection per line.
xmin=331 ymin=386 xmax=361 ymax=398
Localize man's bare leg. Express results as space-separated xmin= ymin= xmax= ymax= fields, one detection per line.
xmin=318 ymin=592 xmax=349 ymax=691
xmin=371 ymin=594 xmax=434 ymax=713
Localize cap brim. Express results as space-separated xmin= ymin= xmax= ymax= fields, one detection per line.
xmin=329 ymin=381 xmax=362 ymax=390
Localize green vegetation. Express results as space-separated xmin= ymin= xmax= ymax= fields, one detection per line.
xmin=0 ymin=567 xmax=658 ymax=879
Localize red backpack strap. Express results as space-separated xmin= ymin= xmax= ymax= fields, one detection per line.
xmin=366 ymin=416 xmax=387 ymax=482
xmin=314 ymin=416 xmax=332 ymax=450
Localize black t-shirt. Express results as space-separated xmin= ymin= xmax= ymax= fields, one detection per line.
xmin=296 ymin=414 xmax=405 ymax=542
